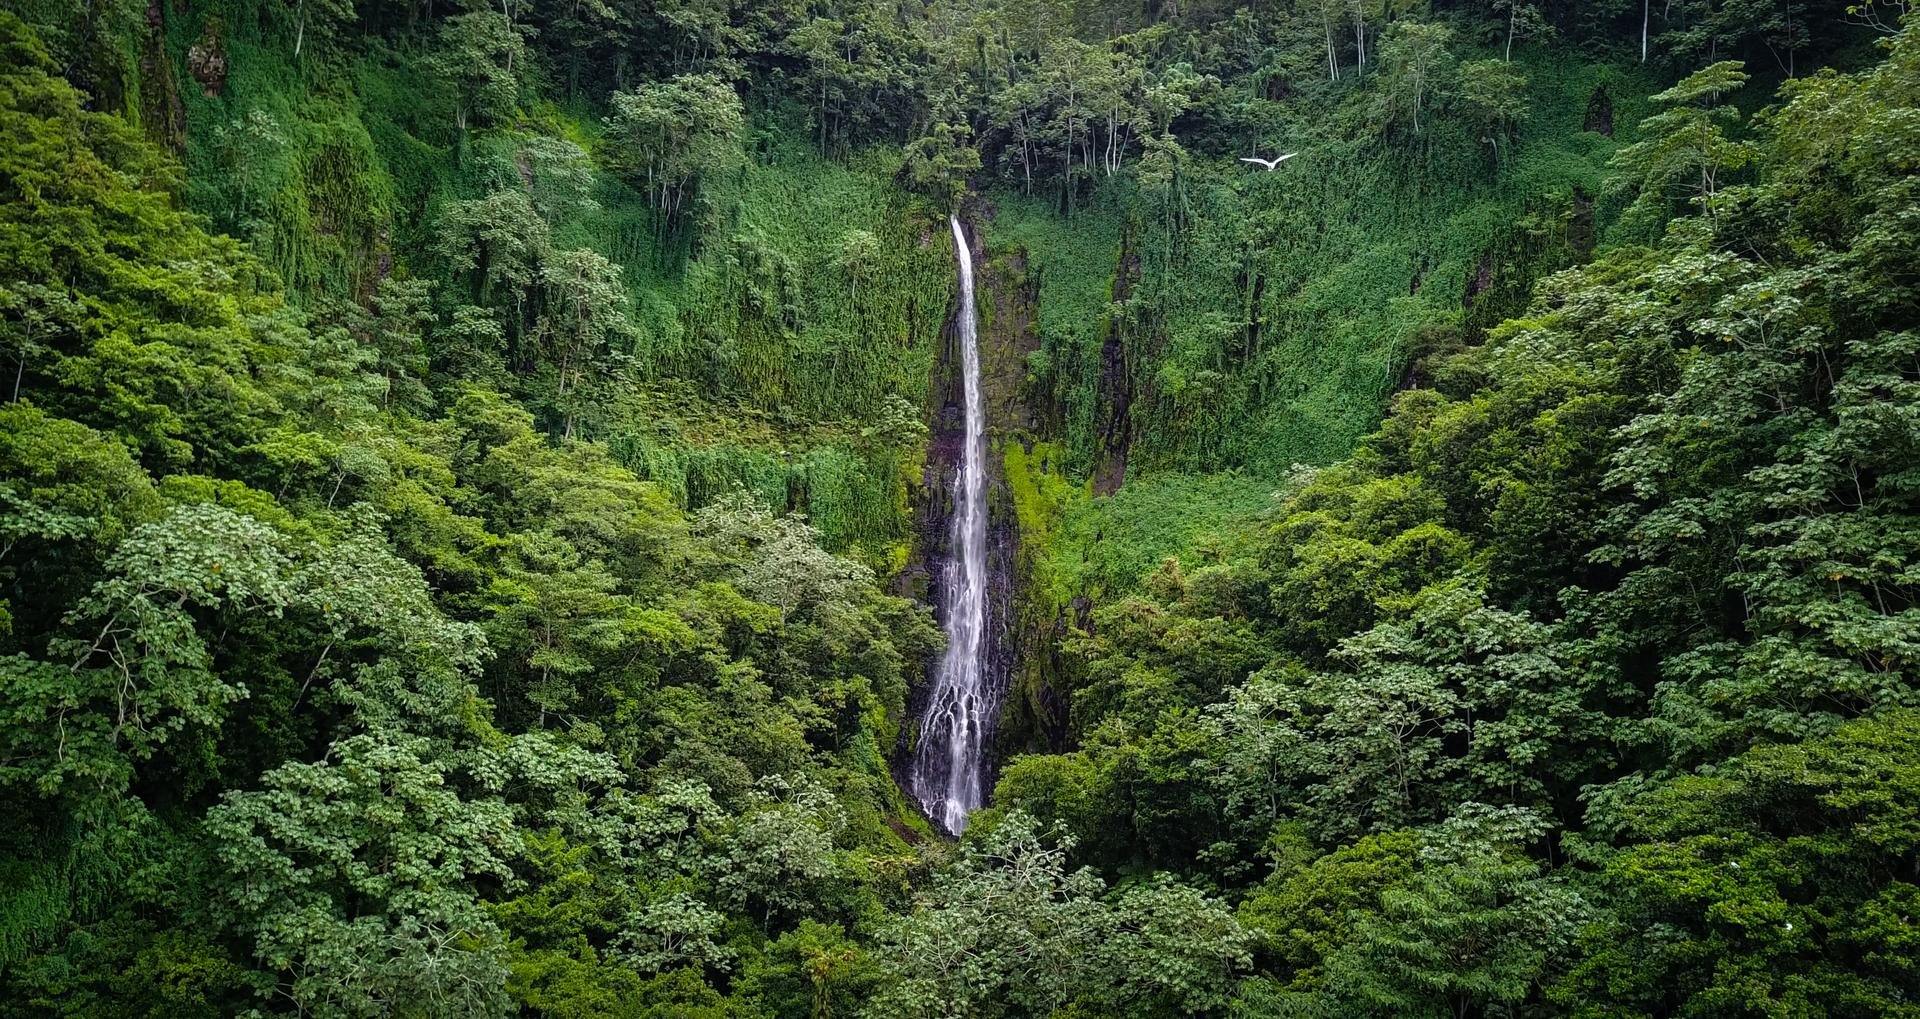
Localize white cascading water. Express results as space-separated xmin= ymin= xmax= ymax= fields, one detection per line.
xmin=910 ymin=213 xmax=993 ymax=835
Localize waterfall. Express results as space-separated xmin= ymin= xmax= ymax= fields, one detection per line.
xmin=910 ymin=213 xmax=994 ymax=836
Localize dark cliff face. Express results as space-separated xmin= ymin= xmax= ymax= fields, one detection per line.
xmin=899 ymin=198 xmax=1163 ymax=800
xmin=1092 ymin=230 xmax=1140 ymax=498
xmin=971 ymin=204 xmax=1054 ymax=771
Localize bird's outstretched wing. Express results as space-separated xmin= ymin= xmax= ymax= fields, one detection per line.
xmin=1239 ymin=154 xmax=1298 ymax=170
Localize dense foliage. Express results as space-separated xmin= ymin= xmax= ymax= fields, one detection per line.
xmin=992 ymin=25 xmax=1920 ymax=1016
xmin=0 ymin=0 xmax=1915 ymax=1014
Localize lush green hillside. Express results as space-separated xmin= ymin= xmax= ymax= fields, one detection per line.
xmin=2 ymin=0 xmax=1916 ymax=1015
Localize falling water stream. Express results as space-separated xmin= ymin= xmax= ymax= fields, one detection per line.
xmin=909 ymin=213 xmax=994 ymax=835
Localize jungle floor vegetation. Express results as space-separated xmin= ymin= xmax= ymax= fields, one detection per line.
xmin=1 ymin=0 xmax=1917 ymax=1015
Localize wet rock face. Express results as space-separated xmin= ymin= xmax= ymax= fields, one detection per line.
xmin=896 ymin=205 xmax=1037 ymax=821
xmin=908 ymin=214 xmax=996 ymax=834
xmin=1092 ymin=234 xmax=1139 ymax=497
xmin=139 ymin=0 xmax=187 ymax=152
xmin=971 ymin=207 xmax=1059 ymax=767
xmin=1571 ymin=188 xmax=1596 ymax=261
xmin=1465 ymin=248 xmax=1495 ymax=307
xmin=1584 ymin=86 xmax=1615 ymax=137
xmin=187 ymin=30 xmax=227 ymax=97
xmin=1092 ymin=331 xmax=1131 ymax=497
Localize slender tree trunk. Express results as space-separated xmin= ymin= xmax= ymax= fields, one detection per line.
xmin=1019 ymin=114 xmax=1034 ymax=192
xmin=1641 ymin=0 xmax=1650 ymax=62
xmin=1325 ymin=14 xmax=1339 ymax=80
xmin=1351 ymin=0 xmax=1367 ymax=75
xmin=1787 ymin=8 xmax=1796 ymax=76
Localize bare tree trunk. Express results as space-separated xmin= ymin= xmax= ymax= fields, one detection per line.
xmin=501 ymin=0 xmax=515 ymax=74
xmin=1787 ymin=7 xmax=1796 ymax=75
xmin=1353 ymin=8 xmax=1366 ymax=74
xmin=1325 ymin=14 xmax=1340 ymax=80
xmin=1019 ymin=113 xmax=1034 ymax=192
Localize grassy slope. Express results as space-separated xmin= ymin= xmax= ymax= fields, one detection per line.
xmin=993 ymin=50 xmax=1652 ymax=590
xmin=163 ymin=10 xmax=953 ymax=564
xmin=983 ymin=53 xmax=1655 ymax=751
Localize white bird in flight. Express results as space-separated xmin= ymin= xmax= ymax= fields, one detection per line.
xmin=1240 ymin=153 xmax=1298 ymax=170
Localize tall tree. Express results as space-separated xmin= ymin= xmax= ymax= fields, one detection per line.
xmin=1609 ymin=60 xmax=1752 ymax=223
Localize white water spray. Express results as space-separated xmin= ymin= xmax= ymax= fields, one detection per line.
xmin=910 ymin=213 xmax=994 ymax=835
